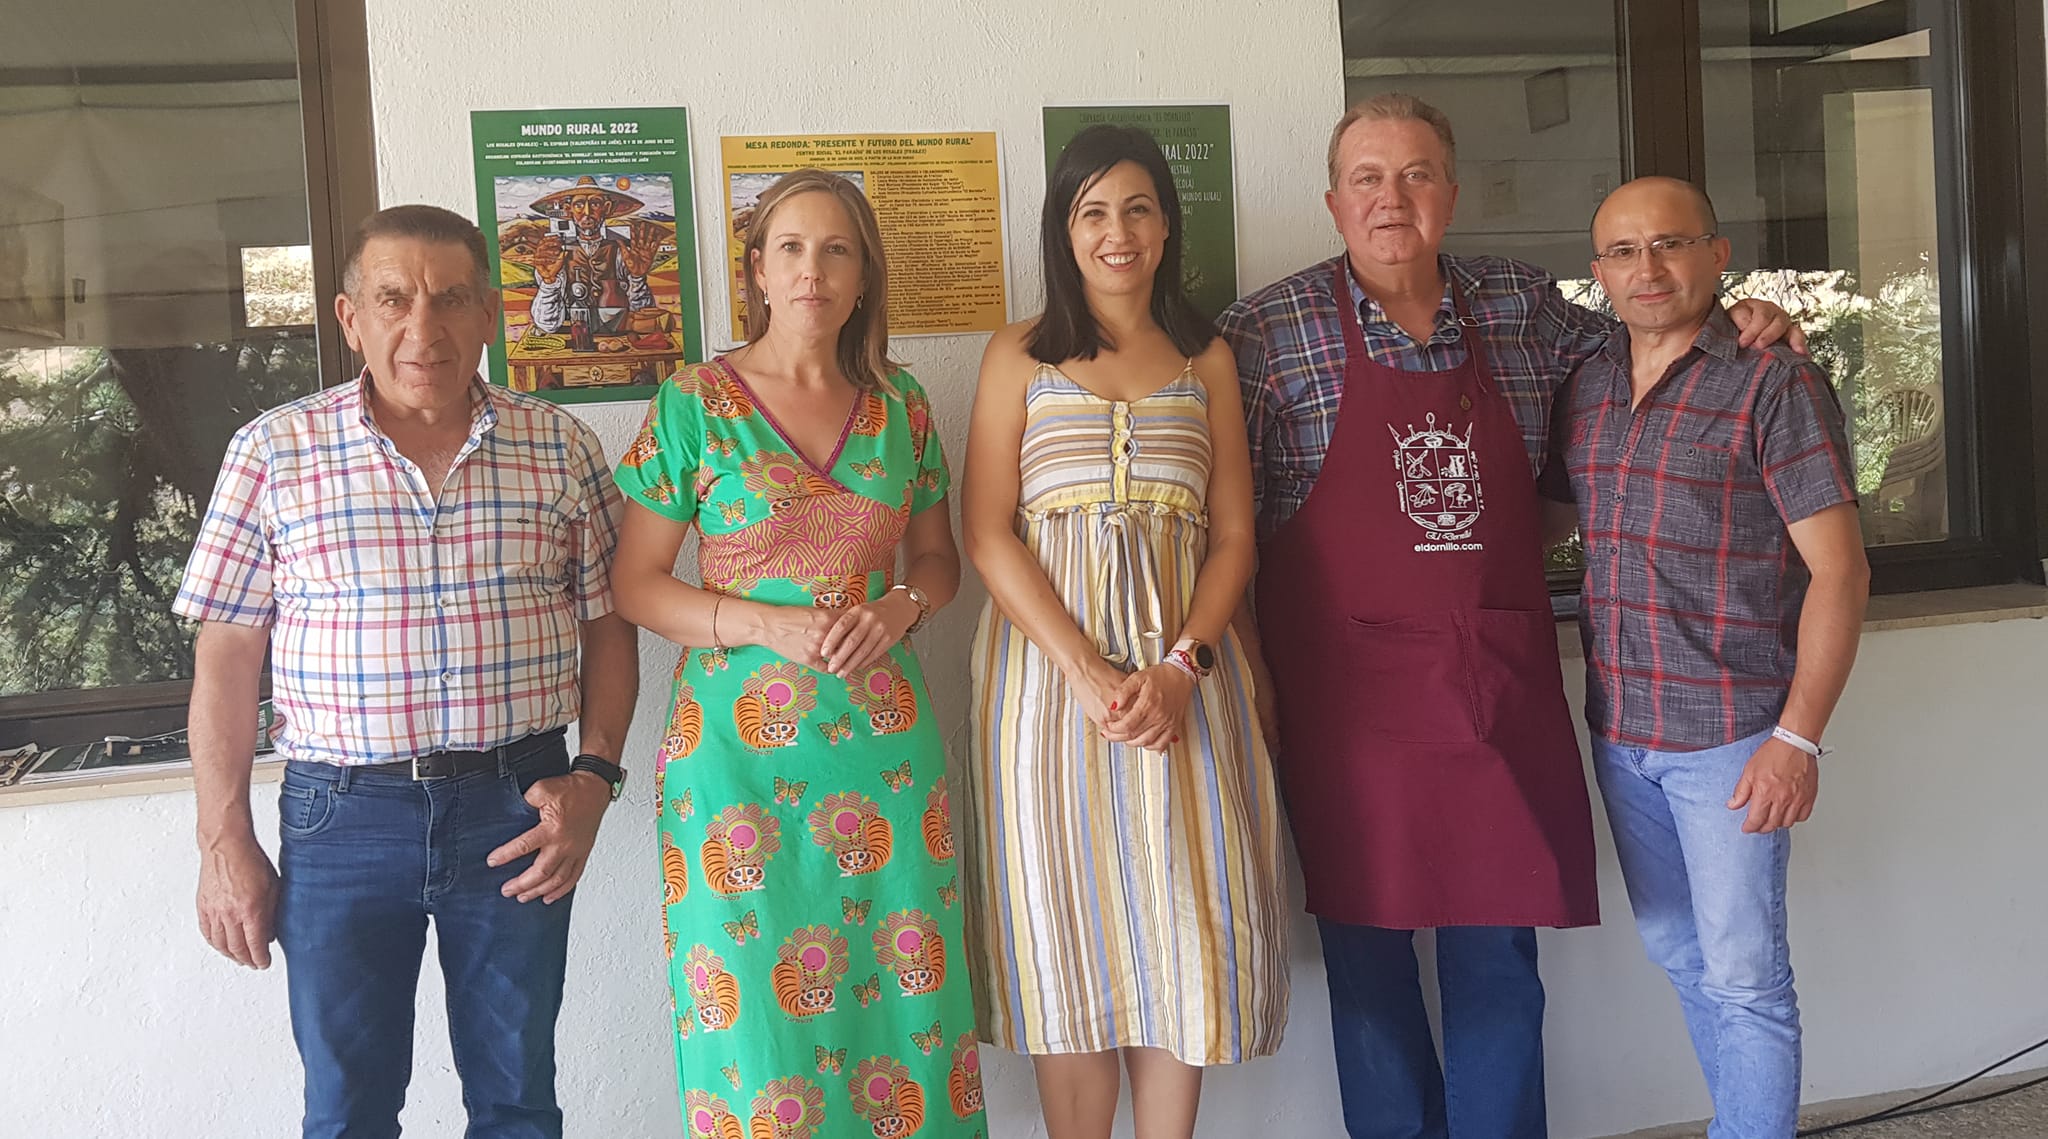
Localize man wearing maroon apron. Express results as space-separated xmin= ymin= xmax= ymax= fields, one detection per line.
xmin=1217 ymin=96 xmax=1798 ymax=1139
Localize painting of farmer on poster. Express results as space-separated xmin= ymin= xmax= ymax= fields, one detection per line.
xmin=470 ymin=108 xmax=704 ymax=404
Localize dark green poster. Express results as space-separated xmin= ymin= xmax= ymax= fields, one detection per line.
xmin=1042 ymin=105 xmax=1237 ymax=320
xmin=470 ymin=107 xmax=702 ymax=404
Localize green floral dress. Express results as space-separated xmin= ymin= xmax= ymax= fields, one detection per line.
xmin=614 ymin=357 xmax=986 ymax=1139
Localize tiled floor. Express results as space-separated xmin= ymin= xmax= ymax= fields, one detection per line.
xmin=1614 ymin=1070 xmax=2048 ymax=1138
xmin=1795 ymin=1077 xmax=2048 ymax=1137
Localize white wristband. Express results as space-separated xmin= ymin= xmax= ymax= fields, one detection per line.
xmin=1771 ymin=724 xmax=1829 ymax=759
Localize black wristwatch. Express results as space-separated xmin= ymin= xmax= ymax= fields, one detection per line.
xmin=569 ymin=754 xmax=627 ymax=801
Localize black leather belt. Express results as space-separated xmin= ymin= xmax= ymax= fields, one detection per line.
xmin=363 ymin=728 xmax=566 ymax=780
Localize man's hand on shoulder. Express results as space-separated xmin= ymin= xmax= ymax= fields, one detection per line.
xmin=488 ymin=771 xmax=612 ymax=904
xmin=1725 ymin=297 xmax=1809 ymax=355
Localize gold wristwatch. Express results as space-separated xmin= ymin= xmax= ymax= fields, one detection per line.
xmin=890 ymin=583 xmax=932 ymax=634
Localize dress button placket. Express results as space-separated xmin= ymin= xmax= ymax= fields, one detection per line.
xmin=1110 ymin=401 xmax=1135 ymax=503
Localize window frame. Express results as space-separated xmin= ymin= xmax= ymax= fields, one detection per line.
xmin=1546 ymin=0 xmax=2046 ymax=595
xmin=0 ymin=0 xmax=375 ymax=748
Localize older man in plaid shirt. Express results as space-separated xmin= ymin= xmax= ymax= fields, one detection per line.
xmin=175 ymin=205 xmax=638 ymax=1139
xmin=1544 ymin=177 xmax=1868 ymax=1138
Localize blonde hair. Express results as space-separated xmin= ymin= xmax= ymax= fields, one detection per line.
xmin=740 ymin=169 xmax=901 ymax=392
xmin=1327 ymin=93 xmax=1459 ymax=187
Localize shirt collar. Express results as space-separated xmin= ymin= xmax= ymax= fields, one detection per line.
xmin=1696 ymin=304 xmax=1741 ymax=361
xmin=349 ymin=369 xmax=499 ymax=441
xmin=1599 ymin=302 xmax=1740 ymax=370
xmin=1339 ymin=253 xmax=1479 ymax=345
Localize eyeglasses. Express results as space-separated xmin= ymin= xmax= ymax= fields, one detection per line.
xmin=1594 ymin=234 xmax=1718 ymax=264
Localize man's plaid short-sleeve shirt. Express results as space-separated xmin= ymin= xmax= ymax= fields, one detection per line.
xmin=173 ymin=375 xmax=622 ymax=765
xmin=1547 ymin=307 xmax=1856 ymax=750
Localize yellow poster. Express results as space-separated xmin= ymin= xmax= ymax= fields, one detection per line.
xmin=719 ymin=132 xmax=1007 ymax=339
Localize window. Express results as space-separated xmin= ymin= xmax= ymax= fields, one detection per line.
xmin=238 ymin=245 xmax=319 ymax=330
xmin=0 ymin=0 xmax=373 ymax=747
xmin=1340 ymin=0 xmax=2045 ymax=593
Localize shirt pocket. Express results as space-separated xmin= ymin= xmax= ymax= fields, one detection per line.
xmin=269 ymin=484 xmax=410 ymax=607
xmin=448 ymin=506 xmax=569 ymax=588
xmin=1664 ymin=441 xmax=1733 ymax=494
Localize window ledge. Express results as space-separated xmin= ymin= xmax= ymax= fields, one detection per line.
xmin=9 ymin=584 xmax=2045 ymax=810
xmin=1558 ymin=583 xmax=2048 ymax=659
xmin=0 ymin=758 xmax=283 ymax=809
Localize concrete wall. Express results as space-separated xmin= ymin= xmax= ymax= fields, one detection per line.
xmin=6 ymin=2 xmax=2047 ymax=1136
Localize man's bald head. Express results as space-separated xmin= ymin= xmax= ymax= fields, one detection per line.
xmin=1588 ymin=176 xmax=1732 ymax=340
xmin=1591 ymin=176 xmax=1718 ymax=246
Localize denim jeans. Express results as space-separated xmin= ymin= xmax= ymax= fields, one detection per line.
xmin=275 ymin=732 xmax=575 ymax=1139
xmin=1592 ymin=727 xmax=1800 ymax=1139
xmin=1318 ymin=919 xmax=1548 ymax=1139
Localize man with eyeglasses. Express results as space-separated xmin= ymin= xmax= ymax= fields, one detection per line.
xmin=1542 ymin=176 xmax=1868 ymax=1138
xmin=1219 ymin=95 xmax=1804 ymax=1139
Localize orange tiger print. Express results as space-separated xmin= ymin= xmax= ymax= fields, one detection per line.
xmin=748 ymin=1075 xmax=826 ymax=1138
xmin=848 ymin=390 xmax=889 ymax=436
xmin=809 ymin=792 xmax=894 ymax=877
xmin=701 ymin=804 xmax=780 ymax=895
xmin=847 ymin=1057 xmax=926 ymax=1138
xmin=661 ymin=686 xmax=704 ymax=768
xmin=698 ymin=366 xmax=756 ymax=419
xmin=769 ymin=925 xmax=849 ymax=1020
xmin=733 ymin=664 xmax=817 ymax=751
xmin=683 ymin=945 xmax=741 ymax=1032
xmin=739 ymin=451 xmax=841 ymax=517
xmin=920 ymin=778 xmax=954 ymax=862
xmin=662 ymin=833 xmax=689 ymax=904
xmin=684 ymin=1089 xmax=746 ymax=1139
xmin=620 ymin=417 xmax=661 ymax=468
xmin=947 ymin=1034 xmax=984 ymax=1117
xmin=801 ymin=574 xmax=870 ymax=609
xmin=733 ymin=692 xmax=771 ymax=750
xmin=872 ymin=910 xmax=946 ymax=997
xmin=846 ymin=657 xmax=917 ymax=735
xmin=905 ymin=386 xmax=933 ymax=461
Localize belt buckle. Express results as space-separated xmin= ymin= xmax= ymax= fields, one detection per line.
xmin=410 ymin=754 xmax=443 ymax=781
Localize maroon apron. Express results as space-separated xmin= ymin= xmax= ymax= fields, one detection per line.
xmin=1255 ymin=265 xmax=1598 ymax=929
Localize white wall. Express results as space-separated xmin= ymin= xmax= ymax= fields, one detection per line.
xmin=11 ymin=614 xmax=2048 ymax=1138
xmin=7 ymin=2 xmax=2048 ymax=1137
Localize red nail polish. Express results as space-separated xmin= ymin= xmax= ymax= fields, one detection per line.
xmin=1109 ymin=701 xmax=1118 ymax=711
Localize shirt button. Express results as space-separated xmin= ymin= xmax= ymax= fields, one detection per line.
xmin=439 ymin=672 xmax=455 ymax=686
xmin=436 ymin=595 xmax=451 ymax=608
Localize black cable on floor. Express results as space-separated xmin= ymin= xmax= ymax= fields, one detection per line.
xmin=1795 ymin=1034 xmax=2048 ymax=1136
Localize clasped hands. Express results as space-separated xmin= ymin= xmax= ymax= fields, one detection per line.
xmin=1067 ymin=655 xmax=1193 ymax=751
xmin=770 ymin=592 xmax=922 ymax=680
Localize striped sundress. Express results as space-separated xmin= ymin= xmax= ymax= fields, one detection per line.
xmin=962 ymin=361 xmax=1291 ymax=1067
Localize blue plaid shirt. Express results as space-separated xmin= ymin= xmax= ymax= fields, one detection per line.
xmin=1219 ymin=254 xmax=1613 ymax=539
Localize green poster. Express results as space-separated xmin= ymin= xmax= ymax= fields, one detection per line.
xmin=1042 ymin=105 xmax=1237 ymax=320
xmin=470 ymin=108 xmax=703 ymax=404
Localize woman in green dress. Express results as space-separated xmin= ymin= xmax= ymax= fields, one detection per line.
xmin=612 ymin=169 xmax=987 ymax=1139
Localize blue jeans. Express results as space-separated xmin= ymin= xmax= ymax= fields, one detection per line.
xmin=1318 ymin=920 xmax=1548 ymax=1139
xmin=1593 ymin=728 xmax=1800 ymax=1139
xmin=275 ymin=733 xmax=575 ymax=1139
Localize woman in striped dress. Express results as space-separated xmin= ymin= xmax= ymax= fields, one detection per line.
xmin=959 ymin=125 xmax=1290 ymax=1137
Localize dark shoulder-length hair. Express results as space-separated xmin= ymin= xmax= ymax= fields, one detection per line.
xmin=1027 ymin=124 xmax=1216 ymax=364
xmin=741 ymin=168 xmax=902 ymax=393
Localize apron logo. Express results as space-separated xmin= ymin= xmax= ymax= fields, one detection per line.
xmin=1389 ymin=413 xmax=1486 ymax=552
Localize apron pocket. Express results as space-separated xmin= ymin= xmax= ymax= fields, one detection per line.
xmin=1343 ymin=611 xmax=1483 ymax=744
xmin=1467 ymin=607 xmax=1566 ymax=740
